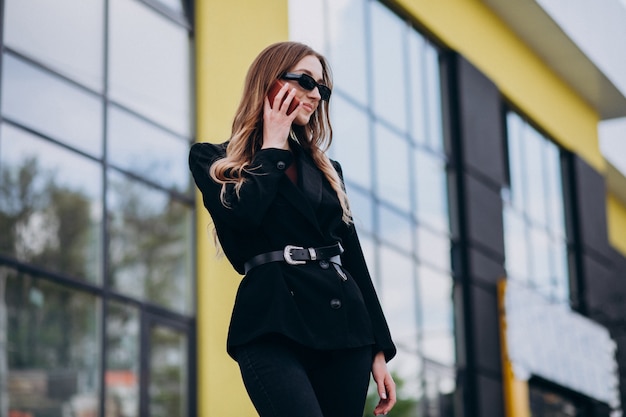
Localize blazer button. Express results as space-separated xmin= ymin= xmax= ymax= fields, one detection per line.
xmin=276 ymin=161 xmax=286 ymax=170
xmin=319 ymin=260 xmax=329 ymax=269
xmin=330 ymin=299 xmax=342 ymax=309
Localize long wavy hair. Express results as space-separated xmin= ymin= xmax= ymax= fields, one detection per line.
xmin=209 ymin=41 xmax=352 ymax=223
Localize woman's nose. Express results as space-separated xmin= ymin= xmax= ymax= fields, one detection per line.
xmin=309 ymin=86 xmax=322 ymax=100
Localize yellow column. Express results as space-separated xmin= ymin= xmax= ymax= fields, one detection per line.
xmin=498 ymin=280 xmax=531 ymax=417
xmin=194 ymin=1 xmax=289 ymax=416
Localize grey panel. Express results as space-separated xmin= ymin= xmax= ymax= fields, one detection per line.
xmin=573 ymin=156 xmax=611 ymax=260
xmin=468 ymin=246 xmax=506 ymax=286
xmin=583 ymin=253 xmax=620 ymax=324
xmin=465 ymin=172 xmax=505 ymax=258
xmin=457 ymin=56 xmax=506 ymax=186
xmin=476 ymin=373 xmax=505 ymax=417
xmin=471 ymin=285 xmax=502 ymax=375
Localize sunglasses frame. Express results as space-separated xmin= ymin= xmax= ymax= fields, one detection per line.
xmin=281 ymin=72 xmax=332 ymax=101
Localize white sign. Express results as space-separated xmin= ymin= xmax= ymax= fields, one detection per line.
xmin=502 ymin=279 xmax=621 ymax=412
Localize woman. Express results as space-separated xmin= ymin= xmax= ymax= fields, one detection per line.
xmin=189 ymin=41 xmax=396 ymax=417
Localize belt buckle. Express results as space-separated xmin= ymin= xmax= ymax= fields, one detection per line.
xmin=284 ymin=245 xmax=306 ymax=265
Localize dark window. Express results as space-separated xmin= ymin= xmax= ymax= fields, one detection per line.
xmin=503 ymin=111 xmax=569 ymax=304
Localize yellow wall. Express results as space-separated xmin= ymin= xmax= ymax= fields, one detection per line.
xmin=195 ymin=1 xmax=289 ymax=416
xmin=393 ymin=0 xmax=604 ymax=172
xmin=608 ymin=194 xmax=626 ymax=256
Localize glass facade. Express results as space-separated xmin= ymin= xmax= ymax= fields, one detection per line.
xmin=293 ymin=0 xmax=455 ymax=414
xmin=503 ymin=112 xmax=569 ymax=304
xmin=0 ymin=0 xmax=195 ymax=416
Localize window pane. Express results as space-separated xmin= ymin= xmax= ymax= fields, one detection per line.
xmin=4 ymin=271 xmax=100 ymax=417
xmin=424 ymin=46 xmax=444 ymax=152
xmin=544 ymin=143 xmax=565 ymax=238
xmin=414 ymin=148 xmax=448 ymax=232
xmin=106 ymin=302 xmax=140 ymax=417
xmin=418 ymin=266 xmax=454 ymax=365
xmin=0 ymin=124 xmax=103 ymax=283
xmin=108 ymin=105 xmax=192 ymax=193
xmin=550 ymin=238 xmax=569 ymax=303
xmin=4 ymin=0 xmax=104 ymax=91
xmin=524 ymin=127 xmax=548 ymax=226
xmin=108 ymin=171 xmax=193 ymax=314
xmin=378 ymin=205 xmax=413 ymax=252
xmin=379 ymin=246 xmax=417 ymax=350
xmin=288 ymin=0 xmax=325 ymax=54
xmin=370 ymin=1 xmax=407 ymax=130
xmin=506 ymin=112 xmax=526 ymax=210
xmin=1 ymin=54 xmax=103 ymax=157
xmin=109 ymin=0 xmax=191 ymax=137
xmin=330 ymin=95 xmax=371 ymax=191
xmin=503 ymin=207 xmax=530 ymax=281
xmin=407 ymin=30 xmax=427 ymax=146
xmin=379 ymin=250 xmax=420 ymax=356
xmin=378 ymin=246 xmax=422 ymax=408
xmin=327 ymin=0 xmax=368 ymax=105
xmin=150 ymin=324 xmax=188 ymax=417
xmin=529 ymin=227 xmax=552 ymax=298
xmin=416 ymin=226 xmax=450 ymax=272
xmin=374 ymin=123 xmax=411 ymax=211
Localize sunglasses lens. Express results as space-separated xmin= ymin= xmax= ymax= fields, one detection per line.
xmin=319 ymin=86 xmax=331 ymax=101
xmin=298 ymin=74 xmax=317 ymax=90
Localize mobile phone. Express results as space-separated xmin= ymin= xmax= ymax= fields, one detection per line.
xmin=268 ymin=80 xmax=300 ymax=115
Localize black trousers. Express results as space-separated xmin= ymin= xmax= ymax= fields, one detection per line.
xmin=234 ymin=335 xmax=372 ymax=417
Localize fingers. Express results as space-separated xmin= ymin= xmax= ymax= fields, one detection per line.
xmin=280 ymin=88 xmax=299 ymax=117
xmin=270 ymin=83 xmax=298 ymax=115
xmin=262 ymin=85 xmax=298 ymax=149
xmin=376 ymin=376 xmax=387 ymax=400
xmin=373 ymin=372 xmax=396 ymax=415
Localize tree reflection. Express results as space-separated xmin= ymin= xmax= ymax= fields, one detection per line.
xmin=0 ymin=156 xmax=96 ymax=280
xmin=108 ymin=174 xmax=191 ymax=313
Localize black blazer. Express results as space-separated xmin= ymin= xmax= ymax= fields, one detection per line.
xmin=189 ymin=140 xmax=396 ymax=361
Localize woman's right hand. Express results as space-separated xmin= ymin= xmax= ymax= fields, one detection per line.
xmin=372 ymin=352 xmax=396 ymax=415
xmin=262 ymin=83 xmax=300 ymax=150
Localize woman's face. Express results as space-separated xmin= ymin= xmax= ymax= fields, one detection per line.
xmin=284 ymin=55 xmax=326 ymax=126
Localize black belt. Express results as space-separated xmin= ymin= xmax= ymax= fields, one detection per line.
xmin=244 ymin=243 xmax=344 ymax=274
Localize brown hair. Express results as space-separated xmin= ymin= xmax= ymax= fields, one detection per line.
xmin=209 ymin=41 xmax=352 ymax=223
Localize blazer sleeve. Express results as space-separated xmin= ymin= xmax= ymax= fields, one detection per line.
xmin=333 ymin=160 xmax=397 ymax=362
xmin=189 ymin=142 xmax=293 ymax=232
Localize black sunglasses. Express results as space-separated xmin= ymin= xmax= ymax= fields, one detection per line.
xmin=281 ymin=72 xmax=331 ymax=101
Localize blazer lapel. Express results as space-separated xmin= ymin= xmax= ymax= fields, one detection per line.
xmin=298 ymin=151 xmax=323 ymax=210
xmin=277 ymin=177 xmax=321 ymax=231
xmin=274 ymin=144 xmax=324 ymax=232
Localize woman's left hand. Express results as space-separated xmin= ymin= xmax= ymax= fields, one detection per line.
xmin=372 ymin=351 xmax=396 ymax=415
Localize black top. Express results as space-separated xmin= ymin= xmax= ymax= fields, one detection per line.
xmin=189 ymin=140 xmax=396 ymax=361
